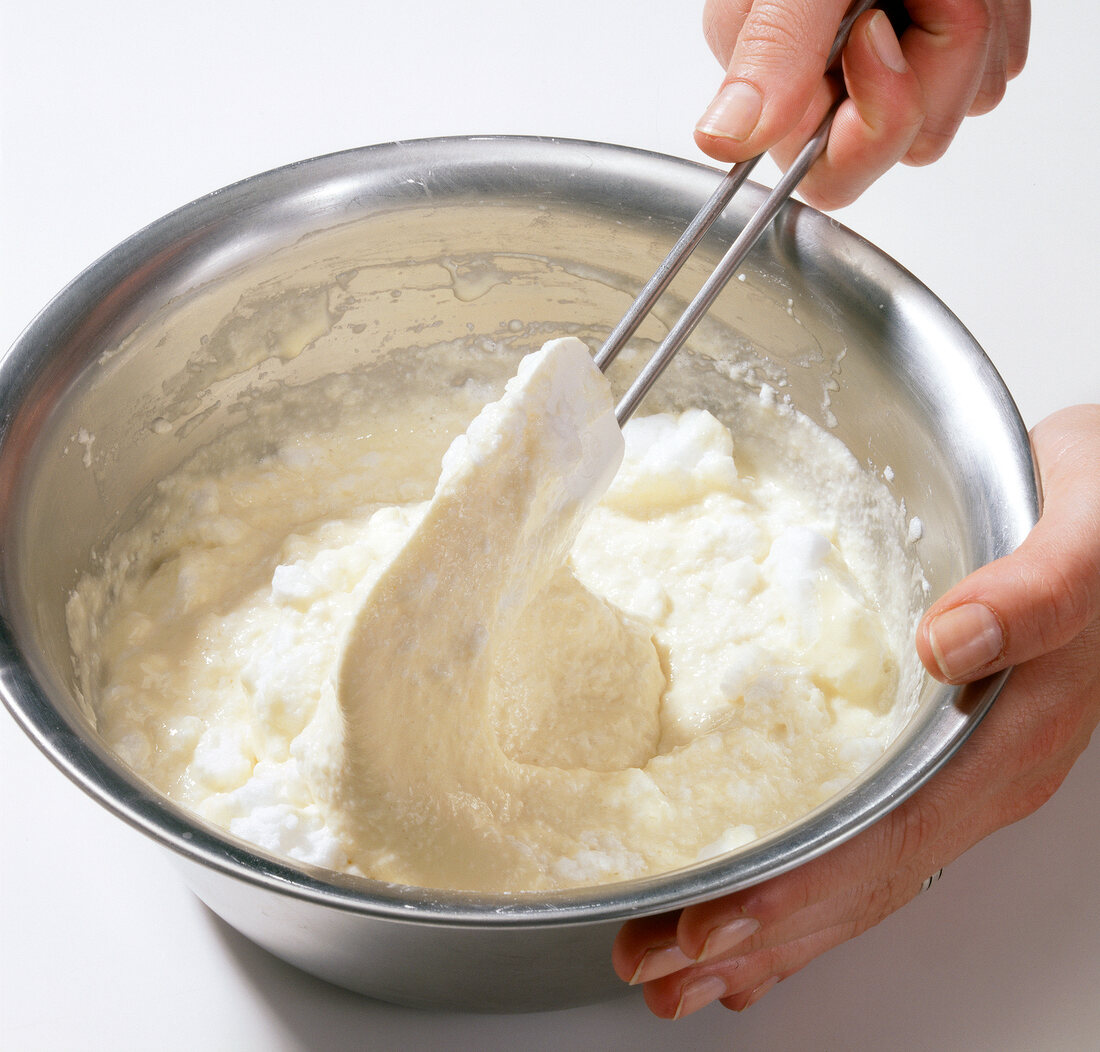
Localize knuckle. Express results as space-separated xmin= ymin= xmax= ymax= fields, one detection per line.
xmin=953 ymin=0 xmax=996 ymax=41
xmin=720 ymin=933 xmax=829 ymax=995
xmin=852 ymin=869 xmax=923 ymax=936
xmin=739 ymin=1 xmax=827 ymax=67
xmin=1017 ymin=556 xmax=1098 ymax=654
xmin=702 ymin=0 xmax=749 ymax=62
xmin=995 ymin=749 xmax=1081 ymax=829
xmin=904 ymin=126 xmax=954 ymax=167
xmin=1013 ymin=674 xmax=1097 ymax=777
xmin=859 ymin=879 xmax=899 ymax=927
xmin=798 ymin=177 xmax=858 ymax=213
xmin=1017 ymin=701 xmax=1081 ymax=770
xmin=720 ymin=949 xmax=771 ymax=993
xmin=887 ymin=792 xmax=945 ymax=873
xmin=741 ymin=871 xmax=815 ymax=921
xmin=969 ymin=78 xmax=1007 ymax=116
xmin=1010 ymin=768 xmax=1071 ymax=822
xmin=1052 ymin=556 xmax=1100 ymax=638
xmin=1006 ymin=44 xmax=1028 ymax=79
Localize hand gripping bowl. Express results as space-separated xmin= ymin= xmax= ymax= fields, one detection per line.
xmin=0 ymin=136 xmax=1038 ymax=1012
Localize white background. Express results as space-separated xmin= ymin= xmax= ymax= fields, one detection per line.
xmin=2 ymin=2 xmax=1098 ymax=1049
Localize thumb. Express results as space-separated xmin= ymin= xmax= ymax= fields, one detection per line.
xmin=917 ymin=405 xmax=1100 ymax=684
xmin=695 ymin=0 xmax=852 ymax=163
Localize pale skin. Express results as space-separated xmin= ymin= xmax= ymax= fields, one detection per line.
xmin=612 ymin=1 xmax=1100 ymax=1021
xmin=694 ymin=0 xmax=1031 ymax=210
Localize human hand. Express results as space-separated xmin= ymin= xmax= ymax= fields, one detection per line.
xmin=612 ymin=404 xmax=1100 ymax=1019
xmin=694 ymin=0 xmax=1031 ymax=208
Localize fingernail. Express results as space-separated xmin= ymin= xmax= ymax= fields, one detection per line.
xmin=629 ymin=943 xmax=693 ymax=985
xmin=867 ymin=10 xmax=908 ymax=74
xmin=743 ymin=975 xmax=779 ymax=1010
xmin=674 ymin=975 xmax=727 ymax=1020
xmin=696 ymin=917 xmax=761 ymax=962
xmin=927 ymin=602 xmax=1004 ymax=681
xmin=696 ymin=81 xmax=763 ymax=143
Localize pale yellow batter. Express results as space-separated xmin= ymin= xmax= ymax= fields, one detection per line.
xmin=68 ymin=338 xmax=921 ymax=892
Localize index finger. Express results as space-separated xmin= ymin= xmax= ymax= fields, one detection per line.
xmin=695 ymin=0 xmax=854 ymax=161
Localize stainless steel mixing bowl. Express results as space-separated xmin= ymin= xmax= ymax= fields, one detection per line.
xmin=0 ymin=136 xmax=1038 ymax=1012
